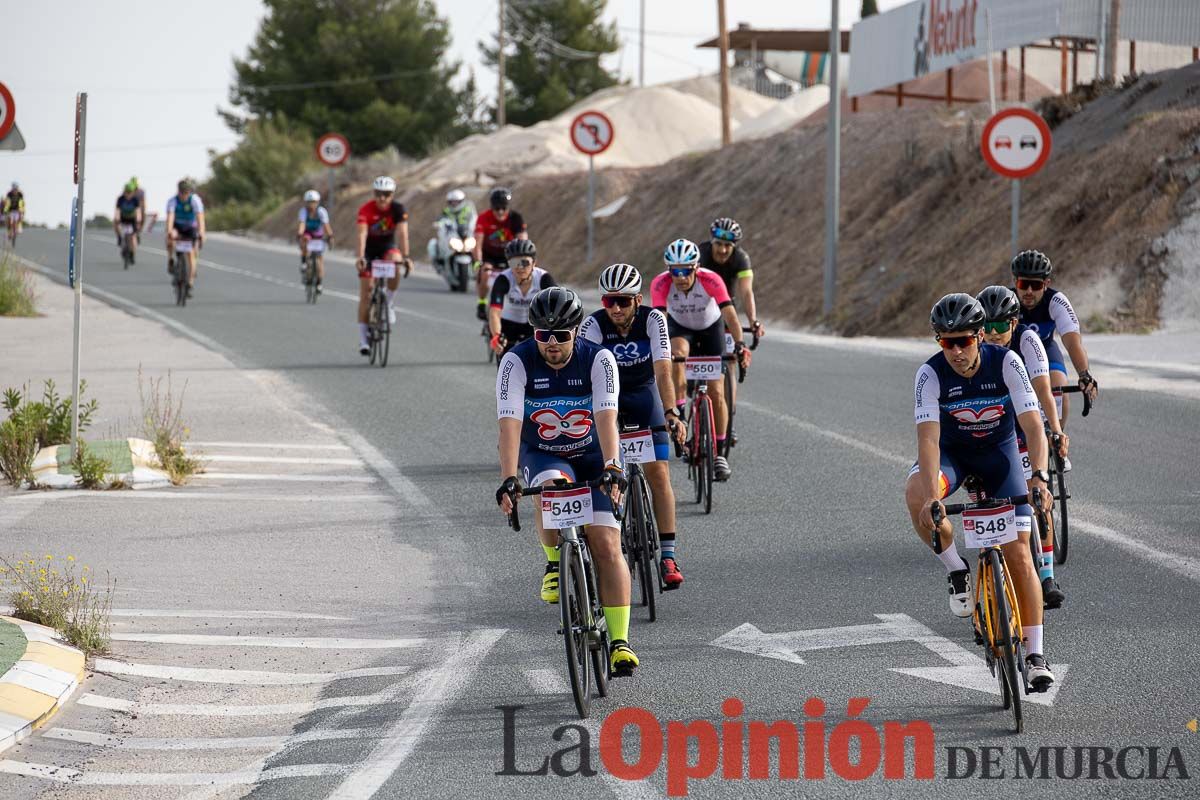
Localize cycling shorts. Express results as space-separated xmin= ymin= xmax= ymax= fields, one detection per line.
xmin=360 ymin=245 xmax=401 ymax=278
xmin=668 ymin=316 xmax=724 ymax=359
xmin=499 ymin=319 xmax=534 ymax=355
xmin=172 ymin=223 xmax=198 ymax=241
xmin=519 ymin=443 xmax=617 ymax=528
xmin=1043 ymin=337 xmax=1067 ymax=376
xmin=618 ymin=385 xmax=670 ymax=461
xmin=907 ymin=435 xmax=1033 ymax=531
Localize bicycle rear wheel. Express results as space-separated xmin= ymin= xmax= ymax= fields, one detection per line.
xmin=378 ymin=310 xmax=391 ymax=368
xmin=174 ymin=256 xmax=187 ymax=307
xmin=560 ymin=541 xmax=591 ymax=719
xmin=305 ymin=256 xmax=318 ymax=303
xmin=624 ymin=472 xmax=649 ymax=610
xmin=368 ymin=299 xmax=380 ymax=365
xmin=1051 ymin=450 xmax=1069 ymax=564
xmin=989 ymin=549 xmax=1023 ymax=733
xmin=639 ymin=471 xmax=660 ymax=615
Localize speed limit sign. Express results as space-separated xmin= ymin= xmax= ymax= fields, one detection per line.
xmin=316 ymin=133 xmax=350 ymax=167
xmin=0 ymin=82 xmax=15 ymax=142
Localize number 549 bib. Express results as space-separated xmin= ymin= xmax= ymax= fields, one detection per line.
xmin=541 ymin=487 xmax=593 ymax=528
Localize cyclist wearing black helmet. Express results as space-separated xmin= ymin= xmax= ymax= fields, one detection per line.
xmin=488 ymin=238 xmax=556 ymax=357
xmin=1011 ymin=250 xmax=1098 ymax=439
xmin=495 ymin=287 xmax=640 ymax=678
xmin=473 ymin=187 xmax=528 ymax=319
xmin=905 ymin=293 xmax=1056 ymax=691
xmin=698 ymin=217 xmax=765 ymax=340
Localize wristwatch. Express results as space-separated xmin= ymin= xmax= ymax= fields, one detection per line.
xmin=664 ymin=407 xmax=681 ymax=418
xmin=1030 ymin=470 xmax=1051 ymax=484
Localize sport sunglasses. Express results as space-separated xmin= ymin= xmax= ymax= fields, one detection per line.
xmin=937 ymin=334 xmax=977 ymax=351
xmin=1015 ymin=278 xmax=1045 ymax=291
xmin=983 ymin=320 xmax=1014 ymax=334
xmin=533 ymin=328 xmax=575 ymax=344
xmin=509 ymin=257 xmax=535 ymax=268
xmin=669 ymin=266 xmax=696 ymax=277
xmin=600 ymin=295 xmax=636 ymax=309
xmin=712 ymin=229 xmax=738 ymax=243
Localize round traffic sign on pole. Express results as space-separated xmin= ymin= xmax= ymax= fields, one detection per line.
xmin=316 ymin=133 xmax=350 ymax=167
xmin=570 ymin=110 xmax=614 ymax=157
xmin=0 ymin=82 xmax=16 ymax=142
xmin=981 ymin=108 xmax=1052 ymax=180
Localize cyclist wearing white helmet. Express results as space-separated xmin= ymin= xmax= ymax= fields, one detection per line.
xmin=297 ymin=189 xmax=334 ymax=293
xmin=354 ymin=176 xmax=411 ymax=356
xmin=581 ymin=263 xmax=687 ymax=588
xmin=651 ymin=239 xmax=751 ymax=481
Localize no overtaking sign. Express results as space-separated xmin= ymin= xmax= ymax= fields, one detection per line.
xmin=981 ymin=108 xmax=1051 ymax=180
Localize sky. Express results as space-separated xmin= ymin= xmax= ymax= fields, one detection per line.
xmin=0 ymin=1 xmax=905 ymax=227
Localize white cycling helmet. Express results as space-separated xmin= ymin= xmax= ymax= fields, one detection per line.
xmin=372 ymin=176 xmax=397 ymax=193
xmin=598 ymin=263 xmax=642 ymax=295
xmin=303 ymin=189 xmax=320 ymax=203
xmin=10 ymin=182 xmax=18 ymax=190
xmin=663 ymin=238 xmax=700 ymax=267
xmin=446 ymin=189 xmax=466 ymax=208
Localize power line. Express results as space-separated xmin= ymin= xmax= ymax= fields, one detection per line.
xmin=616 ymin=25 xmax=709 ymax=39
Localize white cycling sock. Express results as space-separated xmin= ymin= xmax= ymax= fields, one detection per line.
xmin=385 ymin=288 xmax=396 ymax=306
xmin=357 ymin=323 xmax=369 ymax=345
xmin=936 ymin=541 xmax=968 ymax=573
xmin=1024 ymin=624 xmax=1043 ymax=656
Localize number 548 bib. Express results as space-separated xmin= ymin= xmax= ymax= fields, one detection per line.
xmin=963 ymin=504 xmax=1018 ymax=548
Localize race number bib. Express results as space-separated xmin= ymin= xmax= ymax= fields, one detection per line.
xmin=175 ymin=240 xmax=193 ymax=253
xmin=684 ymin=356 xmax=722 ymax=382
xmin=306 ymin=238 xmax=326 ymax=254
xmin=724 ymin=333 xmax=736 ymax=355
xmin=963 ymin=504 xmax=1018 ymax=548
xmin=1018 ymin=444 xmax=1032 ymax=480
xmin=371 ymin=260 xmax=396 ymax=278
xmin=620 ymin=430 xmax=656 ymax=464
xmin=541 ymin=487 xmax=593 ymax=528
xmin=120 ymin=224 xmax=135 ymax=234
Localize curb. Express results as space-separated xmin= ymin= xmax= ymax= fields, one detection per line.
xmin=29 ymin=438 xmax=172 ymax=490
xmin=0 ymin=617 xmax=85 ymax=754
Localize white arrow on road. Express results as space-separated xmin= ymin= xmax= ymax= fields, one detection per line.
xmin=710 ymin=612 xmax=1068 ymax=706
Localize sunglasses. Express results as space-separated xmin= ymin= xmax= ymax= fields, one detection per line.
xmin=1015 ymin=279 xmax=1045 ymax=291
xmin=937 ymin=334 xmax=977 ymax=351
xmin=712 ymin=230 xmax=737 ymax=243
xmin=509 ymin=258 xmax=534 ymax=268
xmin=982 ymin=320 xmax=1014 ymax=334
xmin=533 ymin=328 xmax=574 ymax=344
xmin=374 ymin=191 xmax=394 ymax=199
xmin=601 ymin=295 xmax=636 ymax=309
xmin=669 ymin=267 xmax=696 ymax=278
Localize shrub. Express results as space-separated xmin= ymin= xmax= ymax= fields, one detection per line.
xmin=0 ymin=254 xmax=37 ymax=317
xmin=0 ymin=382 xmax=98 ymax=486
xmin=139 ymin=370 xmax=203 ymax=484
xmin=1 ymin=554 xmax=114 ymax=656
xmin=71 ymin=440 xmax=111 ymax=489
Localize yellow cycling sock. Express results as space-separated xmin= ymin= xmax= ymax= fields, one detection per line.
xmin=603 ymin=605 xmax=630 ymax=643
xmin=542 ymin=544 xmax=560 ymax=563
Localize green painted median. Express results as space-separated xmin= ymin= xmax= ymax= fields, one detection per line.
xmin=0 ymin=619 xmax=25 ymax=678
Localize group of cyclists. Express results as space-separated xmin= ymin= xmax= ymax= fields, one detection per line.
xmin=905 ymin=250 xmax=1099 ymax=693
xmin=492 ymin=216 xmax=765 ymax=678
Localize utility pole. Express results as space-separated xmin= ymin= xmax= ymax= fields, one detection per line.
xmin=1104 ymin=0 xmax=1120 ymax=80
xmin=824 ymin=0 xmax=840 ymax=316
xmin=717 ymin=0 xmax=731 ymax=146
xmin=498 ymin=0 xmax=507 ymax=126
xmin=639 ymin=0 xmax=646 ymax=87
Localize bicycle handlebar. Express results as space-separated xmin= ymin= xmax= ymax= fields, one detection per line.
xmin=671 ymin=353 xmax=747 ymax=383
xmin=505 ymin=476 xmax=625 ymax=532
xmin=740 ymin=326 xmax=760 ymax=351
xmin=1057 ymin=385 xmax=1093 ymax=417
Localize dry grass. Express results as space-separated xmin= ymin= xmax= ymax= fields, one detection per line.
xmin=1 ymin=554 xmax=114 ymax=656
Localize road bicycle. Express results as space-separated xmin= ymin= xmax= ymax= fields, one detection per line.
xmin=618 ymin=422 xmax=667 ymax=622
xmin=672 ymin=353 xmax=745 ymax=514
xmin=4 ymin=212 xmax=19 ymax=247
xmin=506 ymin=477 xmax=622 ymax=718
xmin=170 ymin=239 xmax=197 ymax=307
xmin=302 ymin=236 xmax=329 ymax=304
xmin=118 ymin=224 xmax=136 ymax=269
xmin=1047 ymin=385 xmax=1092 ymax=565
xmin=721 ymin=326 xmax=759 ymax=464
xmin=366 ymin=260 xmax=394 ymax=367
xmin=931 ymin=483 xmax=1049 ymax=734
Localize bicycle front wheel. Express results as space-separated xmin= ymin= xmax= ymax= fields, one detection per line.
xmin=639 ymin=471 xmax=659 ymax=619
xmin=174 ymin=257 xmax=187 ymax=307
xmin=305 ymin=256 xmax=318 ymax=303
xmin=560 ymin=541 xmax=591 ymax=719
xmin=1052 ymin=450 xmax=1069 ymax=564
xmin=700 ymin=398 xmax=714 ymax=514
xmin=584 ymin=547 xmax=610 ymax=700
xmin=624 ymin=472 xmax=649 ymax=609
xmin=989 ymin=548 xmax=1023 ymax=733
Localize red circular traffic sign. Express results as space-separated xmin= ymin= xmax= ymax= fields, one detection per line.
xmin=316 ymin=133 xmax=350 ymax=166
xmin=0 ymin=82 xmax=15 ymax=142
xmin=569 ymin=110 xmax=614 ymax=156
xmin=981 ymin=108 xmax=1051 ymax=180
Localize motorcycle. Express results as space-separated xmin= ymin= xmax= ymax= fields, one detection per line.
xmin=428 ymin=218 xmax=474 ymax=293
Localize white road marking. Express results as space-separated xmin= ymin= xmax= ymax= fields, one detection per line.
xmin=105 ymin=608 xmax=348 ymax=620
xmin=196 ymin=472 xmax=376 ymax=483
xmin=93 ymin=659 xmax=407 ymax=685
xmin=43 ymin=726 xmax=380 ymax=750
xmin=110 ymin=632 xmax=423 ymax=648
xmin=188 ymin=441 xmax=352 ymax=451
xmin=524 ymin=668 xmax=569 ymax=695
xmin=739 ymin=400 xmax=910 ymax=467
xmin=325 ymin=628 xmax=506 ymax=800
xmin=202 ymin=454 xmax=365 ymax=466
xmin=78 ymin=689 xmax=405 ymax=717
xmin=0 ymin=759 xmax=346 ymax=785
xmin=337 ymin=429 xmax=431 ymax=508
xmin=1070 ymin=518 xmax=1200 ymax=583
xmin=2 ymin=490 xmax=391 ymax=502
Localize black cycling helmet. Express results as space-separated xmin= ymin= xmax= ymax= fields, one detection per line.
xmin=1010 ymin=249 xmax=1053 ymax=279
xmin=178 ymin=178 xmax=195 ymax=192
xmin=490 ymin=187 xmax=512 ymax=210
xmin=930 ymin=293 xmax=985 ymax=334
xmin=710 ymin=217 xmax=743 ymax=243
xmin=505 ymin=238 xmax=536 ymax=260
xmin=976 ymin=285 xmax=1021 ymax=322
xmin=528 ymin=287 xmax=584 ymax=330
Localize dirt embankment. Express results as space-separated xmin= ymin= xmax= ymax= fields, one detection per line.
xmin=259 ymin=63 xmax=1200 ymax=336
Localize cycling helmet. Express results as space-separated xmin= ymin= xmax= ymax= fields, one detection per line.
xmin=123 ymin=181 xmax=136 ymax=193
xmin=446 ymin=188 xmax=466 ymax=209
xmin=373 ymin=176 xmax=397 ymax=193
xmin=489 ymin=187 xmax=512 ymax=210
xmin=710 ymin=217 xmax=743 ymax=243
xmin=505 ymin=238 xmax=536 ymax=260
xmin=129 ymin=177 xmax=138 ymax=188
xmin=303 ymin=189 xmax=320 ymax=203
xmin=1010 ymin=249 xmax=1053 ymax=279
xmin=598 ymin=263 xmax=642 ymax=295
xmin=178 ymin=178 xmax=194 ymax=192
xmin=664 ymin=238 xmax=700 ymax=266
xmin=528 ymin=287 xmax=584 ymax=330
xmin=976 ymin=285 xmax=1021 ymax=322
xmin=930 ymin=293 xmax=985 ymax=334
xmin=11 ymin=181 xmax=19 ymax=190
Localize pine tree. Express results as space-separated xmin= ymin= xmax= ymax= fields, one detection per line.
xmin=861 ymin=0 xmax=880 ymax=18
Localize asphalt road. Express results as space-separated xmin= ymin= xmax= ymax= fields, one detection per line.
xmin=4 ymin=227 xmax=1200 ymax=799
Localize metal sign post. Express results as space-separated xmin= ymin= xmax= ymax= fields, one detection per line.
xmin=981 ymin=108 xmax=1052 ymax=263
xmin=823 ymin=0 xmax=840 ymax=317
xmin=70 ymin=93 xmax=88 ymax=460
xmin=586 ymin=155 xmax=595 ymax=262
xmin=568 ymin=110 xmax=614 ymax=264
xmin=1011 ymin=179 xmax=1021 ymax=260
xmin=327 ymin=167 xmax=334 ymax=215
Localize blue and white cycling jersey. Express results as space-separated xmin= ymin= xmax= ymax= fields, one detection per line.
xmin=578 ymin=305 xmax=670 ymax=392
xmin=299 ymin=206 xmax=330 ymax=237
xmin=167 ymin=194 xmax=205 ymax=228
xmin=496 ymin=337 xmax=619 ymax=457
xmin=914 ymin=343 xmax=1039 ymax=448
xmin=1016 ymin=287 xmax=1079 ymax=374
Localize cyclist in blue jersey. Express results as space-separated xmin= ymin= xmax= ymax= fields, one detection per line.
xmin=496 ymin=287 xmax=639 ymax=677
xmin=1011 ymin=251 xmax=1099 ymax=449
xmin=978 ymin=285 xmax=1069 ymax=609
xmin=296 ymin=189 xmax=334 ymax=294
xmin=905 ymin=293 xmax=1056 ymax=691
xmin=580 ymin=263 xmax=688 ymax=589
xmin=165 ymin=179 xmax=206 ymax=298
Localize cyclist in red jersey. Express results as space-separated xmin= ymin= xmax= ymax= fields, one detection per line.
xmin=355 ymin=176 xmax=412 ymax=356
xmin=472 ymin=187 xmax=528 ymax=319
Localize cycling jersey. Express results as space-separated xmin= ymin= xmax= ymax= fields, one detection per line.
xmin=914 ymin=343 xmax=1038 ymax=448
xmin=3 ymin=191 xmax=25 ymax=214
xmin=697 ymin=241 xmax=752 ymax=300
xmin=1016 ymin=287 xmax=1078 ymax=374
xmin=167 ymin=194 xmax=204 ymax=228
xmin=1008 ymin=324 xmax=1049 ymax=382
xmin=475 ymin=209 xmax=527 ymax=262
xmin=650 ymin=268 xmax=732 ymax=332
xmin=299 ymin=206 xmax=330 ymax=238
xmin=579 ymin=306 xmax=671 ymax=392
xmin=489 ymin=267 xmax=555 ymax=324
xmin=116 ymin=194 xmax=140 ymax=222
